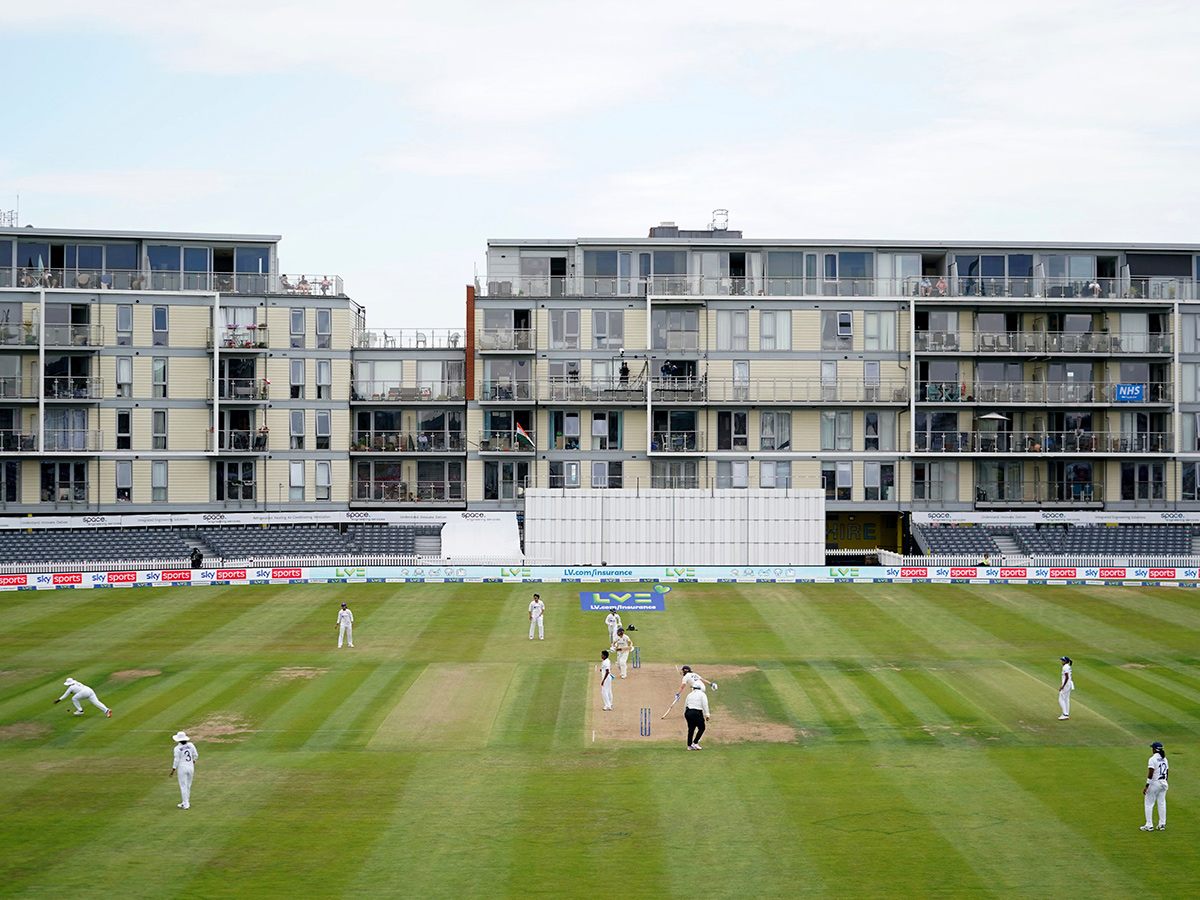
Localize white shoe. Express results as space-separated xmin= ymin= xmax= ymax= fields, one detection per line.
xmin=349 ymin=644 xmax=353 ymax=647
xmin=1058 ymin=715 xmax=1069 ymax=720
xmin=539 ymin=637 xmax=544 ymax=640
xmin=694 ymin=744 xmax=702 ymax=750
xmin=73 ymin=710 xmax=83 ymax=715
xmin=178 ymin=803 xmax=186 ymax=808
xmin=1140 ymin=825 xmax=1154 ymax=831
xmin=1157 ymin=824 xmax=1166 ymax=830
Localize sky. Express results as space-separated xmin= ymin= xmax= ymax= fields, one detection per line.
xmin=2 ymin=0 xmax=1199 ymax=327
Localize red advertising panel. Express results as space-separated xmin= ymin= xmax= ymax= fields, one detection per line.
xmin=900 ymin=568 xmax=928 ymax=577
xmin=271 ymin=569 xmax=302 ymax=579
xmin=107 ymin=572 xmax=137 ymax=583
xmin=52 ymin=573 xmax=82 ymax=584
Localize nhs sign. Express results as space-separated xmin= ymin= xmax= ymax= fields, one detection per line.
xmin=1115 ymin=384 xmax=1144 ymax=402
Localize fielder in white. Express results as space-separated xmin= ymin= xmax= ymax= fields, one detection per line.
xmin=55 ymin=678 xmax=111 ymax=717
xmin=337 ymin=602 xmax=354 ymax=648
xmin=605 ymin=609 xmax=622 ymax=644
xmin=599 ymin=650 xmax=613 ymax=710
xmin=169 ymin=731 xmax=199 ymax=809
xmin=1058 ymin=656 xmax=1074 ymax=719
xmin=1141 ymin=741 xmax=1169 ymax=831
xmin=611 ymin=628 xmax=633 ymax=678
xmin=529 ymin=593 xmax=545 ymax=640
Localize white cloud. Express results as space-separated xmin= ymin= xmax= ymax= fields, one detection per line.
xmin=0 ymin=168 xmax=229 ymax=202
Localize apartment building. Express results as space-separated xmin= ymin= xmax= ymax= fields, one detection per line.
xmin=471 ymin=222 xmax=1200 ymax=550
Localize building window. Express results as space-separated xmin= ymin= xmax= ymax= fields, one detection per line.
xmin=550 ymin=309 xmax=580 ymax=349
xmin=591 ymin=411 xmax=622 ymax=450
xmin=821 ymin=360 xmax=838 ymax=401
xmin=290 ymin=409 xmax=305 ymax=449
xmin=548 ymin=460 xmax=581 ymax=488
xmin=1121 ymin=462 xmax=1165 ymax=501
xmin=822 ymin=461 xmax=852 ymax=500
xmin=417 ymin=459 xmax=464 ymax=500
xmin=651 ymin=308 xmax=699 ymax=351
xmin=865 ymin=462 xmax=895 ymax=500
xmin=592 ymin=460 xmax=623 ymax=488
xmin=151 ymin=357 xmax=168 ymax=398
xmin=316 ymin=359 xmax=331 ymax=400
xmin=315 ymin=460 xmax=331 ymax=501
xmin=821 ymin=411 xmax=853 ymax=451
xmin=290 ymin=460 xmax=305 ymax=501
xmin=290 ymin=358 xmax=305 ymax=398
xmin=716 ymin=310 xmax=748 ymax=351
xmin=864 ymin=411 xmax=895 ymax=451
xmin=290 ymin=308 xmax=305 ymax=348
xmin=316 ymin=309 xmax=332 ymax=349
xmin=42 ymin=461 xmax=87 ymax=503
xmin=821 ymin=311 xmax=852 ymax=350
xmin=116 ymin=305 xmax=133 ymax=346
xmin=864 ymin=311 xmax=896 ymax=351
xmin=760 ymin=460 xmax=791 ymax=488
xmin=152 ymin=460 xmax=167 ymax=502
xmin=759 ymin=310 xmax=791 ymax=351
xmin=549 ymin=411 xmax=581 ymax=450
xmin=717 ymin=411 xmax=748 ymax=450
xmin=316 ymin=410 xmax=330 ymax=450
xmin=152 ymin=410 xmax=167 ymax=449
xmin=913 ymin=461 xmax=957 ymax=503
xmin=3 ymin=460 xmax=19 ymax=503
xmin=483 ymin=460 xmax=530 ymax=501
xmin=651 ymin=460 xmax=698 ymax=488
xmin=216 ymin=460 xmax=255 ymax=501
xmin=116 ymin=357 xmax=132 ymax=398
xmin=593 ymin=310 xmax=624 ymax=350
xmin=716 ymin=460 xmax=749 ymax=488
xmin=152 ymin=307 xmax=168 ymax=346
xmin=116 ymin=409 xmax=132 ymax=450
xmin=115 ymin=460 xmax=132 ymax=502
xmin=760 ymin=411 xmax=791 ymax=451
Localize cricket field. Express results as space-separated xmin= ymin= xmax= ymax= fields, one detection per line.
xmin=1 ymin=580 xmax=1197 ymax=899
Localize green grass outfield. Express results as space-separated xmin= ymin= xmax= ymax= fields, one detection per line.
xmin=1 ymin=580 xmax=1199 ymax=900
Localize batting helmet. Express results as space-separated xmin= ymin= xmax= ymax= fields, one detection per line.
xmin=681 ymin=665 xmax=691 ymax=674
xmin=1151 ymin=741 xmax=1164 ymax=751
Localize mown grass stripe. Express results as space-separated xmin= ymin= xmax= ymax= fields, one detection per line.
xmin=309 ymin=662 xmax=423 ymax=752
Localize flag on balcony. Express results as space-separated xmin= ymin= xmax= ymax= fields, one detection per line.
xmin=515 ymin=423 xmax=534 ymax=446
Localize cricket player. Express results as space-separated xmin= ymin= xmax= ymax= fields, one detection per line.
xmin=1058 ymin=656 xmax=1073 ymax=719
xmin=679 ymin=665 xmax=716 ymax=694
xmin=169 ymin=731 xmax=198 ymax=809
xmin=1141 ymin=741 xmax=1169 ymax=831
xmin=611 ymin=628 xmax=634 ymax=678
xmin=54 ymin=678 xmax=111 ymax=717
xmin=605 ymin=608 xmax=622 ymax=643
xmin=600 ymin=650 xmax=613 ymax=710
xmin=337 ymin=602 xmax=354 ymax=648
xmin=529 ymin=593 xmax=545 ymax=640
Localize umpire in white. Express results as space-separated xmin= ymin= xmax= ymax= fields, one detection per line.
xmin=684 ymin=685 xmax=710 ymax=750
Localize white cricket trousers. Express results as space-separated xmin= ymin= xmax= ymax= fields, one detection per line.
xmin=73 ymin=688 xmax=109 ymax=714
xmin=338 ymin=623 xmax=353 ymax=647
xmin=530 ymin=615 xmax=543 ymax=639
xmin=1059 ymin=686 xmax=1072 ymax=716
xmin=601 ymin=678 xmax=613 ymax=710
xmin=1145 ymin=780 xmax=1167 ymax=827
xmin=177 ymin=764 xmax=194 ymax=808
xmin=608 ymin=626 xmax=619 ymax=644
xmin=616 ymin=650 xmax=629 ymax=677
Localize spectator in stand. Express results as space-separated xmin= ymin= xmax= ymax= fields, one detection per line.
xmin=280 ymin=274 xmax=292 ymax=292
xmin=320 ymin=275 xmax=332 ymax=295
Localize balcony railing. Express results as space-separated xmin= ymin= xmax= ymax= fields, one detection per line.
xmin=477 ymin=328 xmax=535 ymax=351
xmin=44 ymin=324 xmax=104 ymax=348
xmin=351 ymin=481 xmax=466 ymax=503
xmin=355 ymin=329 xmax=465 ymax=349
xmin=538 ymin=378 xmax=647 ymax=403
xmin=478 ymin=429 xmax=536 ymax=452
xmin=477 ymin=273 xmax=1200 ymax=300
xmin=207 ymin=326 xmax=269 ymax=349
xmin=974 ymin=481 xmax=1106 ymax=505
xmin=915 ymin=430 xmax=1172 ymax=453
xmin=3 ymin=267 xmax=344 ymax=296
xmin=208 ymin=430 xmax=269 ymax=452
xmin=920 ymin=381 xmax=1171 ymax=404
xmin=39 ymin=485 xmax=90 ymax=505
xmin=208 ymin=379 xmax=270 ymax=401
xmin=0 ymin=376 xmax=37 ymax=399
xmin=0 ymin=429 xmax=36 ymax=451
xmin=918 ymin=331 xmax=1172 ymax=354
xmin=650 ymin=431 xmax=705 ymax=452
xmin=481 ymin=380 xmax=534 ymax=402
xmin=42 ymin=430 xmax=102 ymax=452
xmin=351 ymin=431 xmax=465 ymax=452
xmin=44 ymin=377 xmax=103 ymax=400
xmin=351 ymin=381 xmax=466 ymax=402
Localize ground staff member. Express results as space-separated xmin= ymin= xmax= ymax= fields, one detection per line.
xmin=337 ymin=603 xmax=354 ymax=648
xmin=55 ymin=678 xmax=111 ymax=717
xmin=170 ymin=731 xmax=199 ymax=809
xmin=1141 ymin=741 xmax=1169 ymax=831
xmin=1058 ymin=656 xmax=1074 ymax=719
xmin=684 ymin=685 xmax=710 ymax=750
